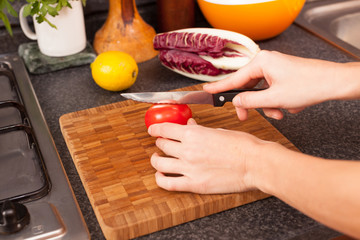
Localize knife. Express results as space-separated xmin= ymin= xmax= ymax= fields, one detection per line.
xmin=121 ymin=88 xmax=265 ymax=107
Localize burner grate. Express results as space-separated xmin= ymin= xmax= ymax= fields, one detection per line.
xmin=0 ymin=63 xmax=51 ymax=204
xmin=0 ymin=101 xmax=28 ymax=127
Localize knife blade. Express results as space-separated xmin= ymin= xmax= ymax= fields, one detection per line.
xmin=121 ymin=88 xmax=265 ymax=107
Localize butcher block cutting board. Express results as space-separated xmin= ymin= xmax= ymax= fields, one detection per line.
xmin=60 ymin=84 xmax=298 ymax=239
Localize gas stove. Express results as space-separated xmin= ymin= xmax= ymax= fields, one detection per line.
xmin=0 ymin=53 xmax=89 ymax=239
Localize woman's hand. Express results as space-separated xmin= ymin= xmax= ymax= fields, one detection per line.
xmin=148 ymin=120 xmax=360 ymax=239
xmin=147 ymin=119 xmax=272 ymax=194
xmin=204 ymin=50 xmax=360 ymax=120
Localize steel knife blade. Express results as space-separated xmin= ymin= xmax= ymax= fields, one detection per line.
xmin=121 ymin=88 xmax=265 ymax=107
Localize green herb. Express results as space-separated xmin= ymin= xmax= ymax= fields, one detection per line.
xmin=0 ymin=0 xmax=86 ymax=36
xmin=0 ymin=0 xmax=18 ymax=36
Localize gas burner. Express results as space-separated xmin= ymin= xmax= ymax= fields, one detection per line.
xmin=0 ymin=54 xmax=89 ymax=239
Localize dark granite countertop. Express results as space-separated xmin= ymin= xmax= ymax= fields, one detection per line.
xmin=1 ymin=1 xmax=359 ymax=239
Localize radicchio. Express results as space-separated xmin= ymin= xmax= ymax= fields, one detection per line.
xmin=159 ymin=50 xmax=234 ymax=76
xmin=153 ymin=32 xmax=243 ymax=59
xmin=153 ymin=30 xmax=256 ymax=80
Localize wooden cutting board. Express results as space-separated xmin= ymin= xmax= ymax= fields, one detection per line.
xmin=60 ymin=84 xmax=298 ymax=239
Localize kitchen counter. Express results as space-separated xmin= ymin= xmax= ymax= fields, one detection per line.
xmin=1 ymin=1 xmax=359 ymax=239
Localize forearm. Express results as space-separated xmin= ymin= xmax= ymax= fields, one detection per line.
xmin=328 ymin=62 xmax=360 ymax=101
xmin=249 ymin=142 xmax=360 ymax=238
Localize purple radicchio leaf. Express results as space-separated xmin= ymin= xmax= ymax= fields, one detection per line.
xmin=153 ymin=32 xmax=243 ymax=59
xmin=159 ymin=50 xmax=235 ymax=76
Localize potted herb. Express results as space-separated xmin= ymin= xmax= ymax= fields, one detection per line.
xmin=0 ymin=0 xmax=86 ymax=36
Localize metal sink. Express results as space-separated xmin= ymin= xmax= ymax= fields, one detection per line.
xmin=295 ymin=0 xmax=360 ymax=59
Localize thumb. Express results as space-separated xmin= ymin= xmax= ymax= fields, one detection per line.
xmin=232 ymin=89 xmax=276 ymax=109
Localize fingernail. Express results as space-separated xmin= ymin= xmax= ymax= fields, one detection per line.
xmin=187 ymin=118 xmax=197 ymax=125
xmin=147 ymin=125 xmax=153 ymax=135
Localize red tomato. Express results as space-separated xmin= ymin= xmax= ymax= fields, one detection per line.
xmin=144 ymin=104 xmax=192 ymax=128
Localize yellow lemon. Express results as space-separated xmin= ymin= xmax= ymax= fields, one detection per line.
xmin=91 ymin=51 xmax=138 ymax=91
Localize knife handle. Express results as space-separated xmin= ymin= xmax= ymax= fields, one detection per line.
xmin=212 ymin=89 xmax=265 ymax=107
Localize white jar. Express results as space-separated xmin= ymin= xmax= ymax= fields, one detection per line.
xmin=19 ymin=0 xmax=87 ymax=57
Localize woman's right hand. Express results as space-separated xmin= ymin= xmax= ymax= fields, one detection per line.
xmin=204 ymin=50 xmax=359 ymax=120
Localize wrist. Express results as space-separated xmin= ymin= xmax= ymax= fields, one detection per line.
xmin=243 ymin=140 xmax=281 ymax=194
xmin=330 ymin=62 xmax=360 ymax=101
xmin=244 ymin=140 xmax=295 ymax=195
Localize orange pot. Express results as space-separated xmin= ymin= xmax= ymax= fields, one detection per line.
xmin=197 ymin=0 xmax=306 ymax=41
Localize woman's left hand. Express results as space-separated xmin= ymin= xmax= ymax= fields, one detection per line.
xmin=147 ymin=119 xmax=266 ymax=194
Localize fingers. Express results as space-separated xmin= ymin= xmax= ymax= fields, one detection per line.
xmin=151 ymin=152 xmax=184 ymax=174
xmin=263 ymin=108 xmax=284 ymax=120
xmin=187 ymin=118 xmax=197 ymax=125
xmin=155 ymin=137 xmax=182 ymax=157
xmin=262 ymin=107 xmax=305 ymax=119
xmin=154 ymin=171 xmax=191 ymax=192
xmin=148 ymin=122 xmax=184 ymax=140
xmin=151 ymin=153 xmax=193 ymax=192
xmin=237 ymin=107 xmax=303 ymax=121
xmin=148 ymin=119 xmax=197 ymax=142
xmin=203 ymin=55 xmax=264 ymax=94
xmin=288 ymin=107 xmax=306 ymax=114
xmin=232 ymin=89 xmax=276 ymax=109
xmin=235 ymin=107 xmax=249 ymax=121
xmin=235 ymin=106 xmax=284 ymax=120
